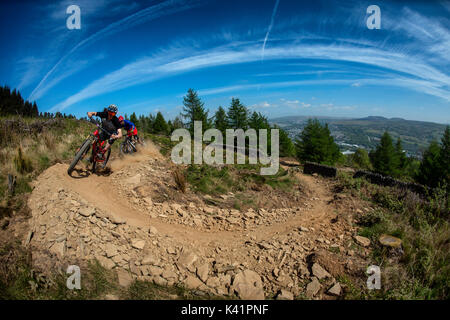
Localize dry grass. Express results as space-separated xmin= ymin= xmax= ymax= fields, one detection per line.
xmin=337 ymin=172 xmax=449 ymax=299
xmin=13 ymin=147 xmax=33 ymax=174
xmin=172 ymin=167 xmax=187 ymax=193
xmin=0 ymin=117 xmax=93 ymax=198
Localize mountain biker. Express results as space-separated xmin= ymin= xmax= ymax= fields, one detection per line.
xmin=86 ymin=104 xmax=123 ymax=159
xmin=118 ymin=116 xmax=140 ymax=143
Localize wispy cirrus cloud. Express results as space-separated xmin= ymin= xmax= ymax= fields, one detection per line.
xmin=16 ymin=57 xmax=46 ymax=91
xmin=47 ymin=5 xmax=449 ymax=112
xmin=28 ymin=0 xmax=207 ymax=101
xmin=262 ymin=0 xmax=280 ymax=61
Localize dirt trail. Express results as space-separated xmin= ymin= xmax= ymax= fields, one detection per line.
xmin=45 ymin=156 xmax=332 ymax=245
xmin=26 ymin=141 xmax=365 ymax=299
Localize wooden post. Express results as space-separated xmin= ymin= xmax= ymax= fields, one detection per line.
xmin=7 ymin=174 xmax=16 ymax=195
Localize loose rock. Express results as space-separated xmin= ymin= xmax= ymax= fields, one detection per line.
xmin=232 ymin=270 xmax=265 ymax=300
xmin=354 ymin=235 xmax=371 ymax=247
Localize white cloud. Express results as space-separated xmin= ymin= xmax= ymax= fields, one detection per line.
xmin=252 ymin=101 xmax=272 ymax=108
xmin=262 ymin=0 xmax=280 ymax=61
xmin=49 ymin=7 xmax=450 ymax=111
xmin=30 ymin=0 xmax=206 ymax=101
xmin=15 ymin=57 xmax=46 ymax=91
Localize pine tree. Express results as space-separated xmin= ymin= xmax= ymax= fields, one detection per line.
xmin=214 ymin=106 xmax=228 ymax=134
xmin=181 ymin=88 xmax=210 ymax=135
xmin=227 ymin=98 xmax=248 ymax=130
xmin=395 ymin=138 xmax=407 ymax=173
xmin=0 ymin=85 xmax=39 ymax=117
xmin=130 ymin=112 xmax=138 ymax=125
xmin=32 ymin=102 xmax=39 ymax=117
xmin=153 ymin=111 xmax=168 ymax=134
xmin=248 ymin=111 xmax=270 ymax=130
xmin=417 ymin=140 xmax=442 ymax=188
xmin=147 ymin=114 xmax=155 ymax=133
xmin=278 ymin=126 xmax=295 ymax=157
xmin=295 ymin=118 xmax=340 ymax=165
xmin=369 ymin=131 xmax=400 ymax=176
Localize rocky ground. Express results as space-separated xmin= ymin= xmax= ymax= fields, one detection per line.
xmin=24 ymin=142 xmax=374 ymax=300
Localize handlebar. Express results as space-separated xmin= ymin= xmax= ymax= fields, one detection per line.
xmin=89 ymin=117 xmax=113 ymax=137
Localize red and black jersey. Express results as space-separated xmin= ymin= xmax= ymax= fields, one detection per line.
xmin=96 ymin=110 xmax=123 ymax=134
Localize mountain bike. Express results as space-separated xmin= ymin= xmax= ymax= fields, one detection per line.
xmin=67 ymin=118 xmax=114 ymax=175
xmin=120 ymin=133 xmax=145 ymax=156
xmin=120 ymin=135 xmax=137 ymax=155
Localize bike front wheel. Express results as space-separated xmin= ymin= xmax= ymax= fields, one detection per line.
xmin=68 ymin=139 xmax=91 ymax=175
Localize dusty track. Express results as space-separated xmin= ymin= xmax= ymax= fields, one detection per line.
xmin=43 ymin=155 xmax=332 ymax=245
xmin=26 ymin=141 xmax=367 ymax=299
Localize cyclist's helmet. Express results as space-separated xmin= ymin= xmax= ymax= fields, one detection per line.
xmin=107 ymin=104 xmax=118 ymax=114
xmin=118 ymin=116 xmax=124 ymax=122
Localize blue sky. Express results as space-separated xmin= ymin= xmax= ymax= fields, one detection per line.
xmin=0 ymin=0 xmax=449 ymax=123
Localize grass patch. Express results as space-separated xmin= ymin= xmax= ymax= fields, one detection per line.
xmin=336 ymin=173 xmax=449 ymax=299
xmin=186 ymin=163 xmax=296 ymax=196
xmin=147 ymin=133 xmax=175 ymax=156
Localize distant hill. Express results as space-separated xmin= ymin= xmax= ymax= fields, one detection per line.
xmin=270 ymin=115 xmax=448 ymax=157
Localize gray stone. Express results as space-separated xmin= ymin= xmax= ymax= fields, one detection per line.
xmin=148 ymin=266 xmax=163 ymax=276
xmin=149 ymin=226 xmax=158 ymax=235
xmin=327 ymin=283 xmax=341 ymax=296
xmin=162 ymin=269 xmax=177 ymax=280
xmin=131 ymin=239 xmax=146 ymax=250
xmin=141 ymin=254 xmax=159 ymax=266
xmin=354 ymin=235 xmax=371 ymax=247
xmin=232 ymin=269 xmax=264 ymax=300
xmin=108 ymin=213 xmax=126 ymax=225
xmin=117 ymin=269 xmax=134 ymax=287
xmin=50 ymin=241 xmax=66 ymax=257
xmin=311 ymin=263 xmax=331 ymax=279
xmin=306 ymin=277 xmax=321 ymax=298
xmin=153 ymin=276 xmax=168 ymax=286
xmin=276 ymin=289 xmax=294 ymax=300
xmin=97 ymin=256 xmax=116 ymax=270
xmin=178 ymin=250 xmax=198 ymax=269
xmin=105 ymin=244 xmax=118 ymax=258
xmin=184 ymin=275 xmax=203 ymax=290
xmin=79 ymin=207 xmax=95 ymax=217
xmin=167 ymin=246 xmax=176 ymax=254
xmin=196 ymin=263 xmax=209 ymax=283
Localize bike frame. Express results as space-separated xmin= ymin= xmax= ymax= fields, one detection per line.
xmin=81 ymin=118 xmax=114 ymax=164
xmin=91 ymin=129 xmax=108 ymax=164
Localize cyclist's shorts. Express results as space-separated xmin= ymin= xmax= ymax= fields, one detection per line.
xmin=127 ymin=128 xmax=138 ymax=137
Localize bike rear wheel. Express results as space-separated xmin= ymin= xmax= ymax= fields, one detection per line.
xmin=129 ymin=140 xmax=137 ymax=153
xmin=120 ymin=139 xmax=136 ymax=155
xmin=68 ymin=139 xmax=91 ymax=175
